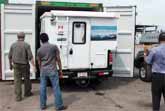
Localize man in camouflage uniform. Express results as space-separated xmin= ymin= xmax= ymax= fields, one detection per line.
xmin=8 ymin=32 xmax=35 ymax=101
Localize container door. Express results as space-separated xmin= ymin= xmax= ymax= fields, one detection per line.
xmin=1 ymin=4 xmax=36 ymax=80
xmin=68 ymin=18 xmax=90 ymax=69
xmin=104 ymin=6 xmax=136 ymax=77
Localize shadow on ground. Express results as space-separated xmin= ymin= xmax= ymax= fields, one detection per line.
xmin=0 ymin=76 xmax=139 ymax=93
xmin=60 ymin=77 xmax=138 ymax=92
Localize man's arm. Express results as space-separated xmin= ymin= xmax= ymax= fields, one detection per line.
xmin=145 ymin=49 xmax=155 ymax=65
xmin=56 ymin=47 xmax=63 ymax=78
xmin=9 ymin=58 xmax=13 ymax=70
xmin=37 ymin=56 xmax=41 ymax=70
xmin=8 ymin=46 xmax=13 ymax=70
xmin=27 ymin=45 xmax=36 ymax=72
xmin=30 ymin=58 xmax=36 ymax=72
xmin=37 ymin=49 xmax=41 ymax=70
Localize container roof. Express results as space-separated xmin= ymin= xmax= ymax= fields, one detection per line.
xmin=37 ymin=1 xmax=102 ymax=8
xmin=41 ymin=10 xmax=119 ymax=19
xmin=0 ymin=0 xmax=6 ymax=4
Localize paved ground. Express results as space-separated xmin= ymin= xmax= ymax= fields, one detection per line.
xmin=0 ymin=77 xmax=165 ymax=111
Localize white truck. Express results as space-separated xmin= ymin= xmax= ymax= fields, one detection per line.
xmin=40 ymin=10 xmax=118 ymax=86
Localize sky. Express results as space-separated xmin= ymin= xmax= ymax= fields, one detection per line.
xmin=107 ymin=0 xmax=165 ymax=29
xmin=8 ymin=0 xmax=165 ymax=29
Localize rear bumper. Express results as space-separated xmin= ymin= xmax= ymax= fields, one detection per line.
xmin=61 ymin=69 xmax=113 ymax=79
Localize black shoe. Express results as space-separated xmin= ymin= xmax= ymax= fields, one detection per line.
xmin=41 ymin=106 xmax=46 ymax=110
xmin=24 ymin=92 xmax=33 ymax=97
xmin=57 ymin=106 xmax=68 ymax=110
xmin=16 ymin=98 xmax=22 ymax=102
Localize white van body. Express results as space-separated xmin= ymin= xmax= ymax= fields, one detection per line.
xmin=40 ymin=11 xmax=118 ymax=74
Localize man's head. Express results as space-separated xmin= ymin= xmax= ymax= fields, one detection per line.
xmin=40 ymin=33 xmax=49 ymax=43
xmin=17 ymin=32 xmax=25 ymax=40
xmin=159 ymin=32 xmax=165 ymax=43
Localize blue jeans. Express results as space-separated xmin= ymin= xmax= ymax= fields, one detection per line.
xmin=40 ymin=71 xmax=63 ymax=109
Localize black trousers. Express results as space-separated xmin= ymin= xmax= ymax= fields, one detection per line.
xmin=152 ymin=73 xmax=165 ymax=111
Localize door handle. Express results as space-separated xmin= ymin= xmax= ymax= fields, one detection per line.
xmin=60 ymin=45 xmax=62 ymax=49
xmin=69 ymin=48 xmax=73 ymax=55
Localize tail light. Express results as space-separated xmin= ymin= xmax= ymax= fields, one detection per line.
xmin=98 ymin=72 xmax=104 ymax=76
xmin=108 ymin=51 xmax=113 ymax=65
xmin=98 ymin=72 xmax=109 ymax=76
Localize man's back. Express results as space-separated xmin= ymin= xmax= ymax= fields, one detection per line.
xmin=9 ymin=41 xmax=33 ymax=65
xmin=146 ymin=44 xmax=165 ymax=73
xmin=37 ymin=43 xmax=59 ymax=73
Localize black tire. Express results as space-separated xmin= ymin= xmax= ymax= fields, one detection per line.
xmin=139 ymin=62 xmax=152 ymax=82
xmin=134 ymin=51 xmax=144 ymax=68
xmin=75 ymin=79 xmax=90 ymax=88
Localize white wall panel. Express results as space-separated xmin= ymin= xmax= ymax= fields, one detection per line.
xmin=104 ymin=6 xmax=136 ymax=77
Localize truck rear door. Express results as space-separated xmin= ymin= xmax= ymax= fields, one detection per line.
xmin=68 ymin=18 xmax=90 ymax=69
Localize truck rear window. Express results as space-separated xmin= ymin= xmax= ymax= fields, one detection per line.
xmin=73 ymin=22 xmax=86 ymax=44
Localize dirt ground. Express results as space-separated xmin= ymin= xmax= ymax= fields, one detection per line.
xmin=0 ymin=76 xmax=165 ymax=111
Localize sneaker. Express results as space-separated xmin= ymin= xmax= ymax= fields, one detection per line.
xmin=57 ymin=106 xmax=68 ymax=110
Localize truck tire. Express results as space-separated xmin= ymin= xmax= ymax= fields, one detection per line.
xmin=139 ymin=63 xmax=152 ymax=82
xmin=75 ymin=79 xmax=90 ymax=87
xmin=134 ymin=51 xmax=144 ymax=68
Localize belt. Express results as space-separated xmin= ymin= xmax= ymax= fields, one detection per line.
xmin=14 ymin=63 xmax=29 ymax=65
xmin=153 ymin=72 xmax=165 ymax=75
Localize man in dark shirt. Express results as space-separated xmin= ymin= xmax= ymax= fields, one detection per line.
xmin=145 ymin=32 xmax=165 ymax=111
xmin=8 ymin=32 xmax=35 ymax=101
xmin=37 ymin=33 xmax=67 ymax=110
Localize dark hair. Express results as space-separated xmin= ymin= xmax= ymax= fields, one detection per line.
xmin=159 ymin=32 xmax=165 ymax=42
xmin=40 ymin=33 xmax=49 ymax=43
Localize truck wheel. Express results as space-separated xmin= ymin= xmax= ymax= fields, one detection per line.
xmin=134 ymin=51 xmax=144 ymax=68
xmin=139 ymin=63 xmax=152 ymax=82
xmin=75 ymin=79 xmax=90 ymax=87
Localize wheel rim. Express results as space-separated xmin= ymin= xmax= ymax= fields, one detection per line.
xmin=140 ymin=67 xmax=146 ymax=78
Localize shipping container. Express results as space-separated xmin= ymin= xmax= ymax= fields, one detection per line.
xmin=0 ymin=1 xmax=103 ymax=80
xmin=0 ymin=1 xmax=136 ymax=80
